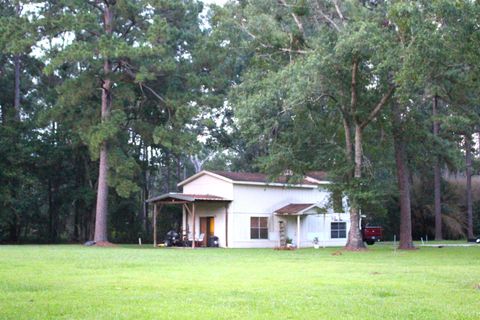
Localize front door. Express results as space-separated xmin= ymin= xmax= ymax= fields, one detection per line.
xmin=200 ymin=217 xmax=215 ymax=247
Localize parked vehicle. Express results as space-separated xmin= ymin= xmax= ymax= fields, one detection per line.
xmin=164 ymin=230 xmax=181 ymax=247
xmin=363 ymin=226 xmax=383 ymax=245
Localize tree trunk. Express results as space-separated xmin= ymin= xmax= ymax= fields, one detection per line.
xmin=342 ymin=117 xmax=353 ymax=163
xmin=391 ymin=102 xmax=414 ymax=249
xmin=13 ymin=3 xmax=21 ymax=121
xmin=432 ymin=95 xmax=442 ymax=240
xmin=13 ymin=54 xmax=21 ymax=121
xmin=465 ymin=134 xmax=474 ymax=239
xmin=93 ymin=4 xmax=114 ymax=243
xmin=345 ymin=124 xmax=366 ymax=250
xmin=48 ymin=179 xmax=56 ymax=243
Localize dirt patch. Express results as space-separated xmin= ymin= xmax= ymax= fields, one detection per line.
xmin=370 ymin=272 xmax=381 ymax=275
xmin=474 ymin=284 xmax=480 ymax=290
xmin=274 ymin=246 xmax=296 ymax=251
xmin=343 ymin=247 xmax=368 ymax=252
xmin=331 ymin=250 xmax=343 ymax=256
xmin=94 ymin=241 xmax=117 ymax=247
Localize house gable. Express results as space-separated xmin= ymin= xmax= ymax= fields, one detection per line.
xmin=180 ymin=171 xmax=234 ymax=200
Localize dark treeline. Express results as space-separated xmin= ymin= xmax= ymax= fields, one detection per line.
xmin=1 ymin=0 xmax=480 ymax=247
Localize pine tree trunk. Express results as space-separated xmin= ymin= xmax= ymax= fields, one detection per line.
xmin=433 ymin=95 xmax=442 ymax=240
xmin=0 ymin=64 xmax=5 ymax=123
xmin=13 ymin=54 xmax=21 ymax=120
xmin=345 ymin=124 xmax=366 ymax=250
xmin=465 ymin=134 xmax=474 ymax=239
xmin=94 ymin=4 xmax=114 ymax=243
xmin=391 ymin=102 xmax=414 ymax=249
xmin=13 ymin=3 xmax=21 ymax=121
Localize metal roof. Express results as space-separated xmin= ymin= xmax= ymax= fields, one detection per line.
xmin=146 ymin=193 xmax=230 ymax=203
xmin=274 ymin=203 xmax=320 ymax=216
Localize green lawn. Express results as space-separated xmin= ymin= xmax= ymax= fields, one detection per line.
xmin=0 ymin=244 xmax=479 ymax=319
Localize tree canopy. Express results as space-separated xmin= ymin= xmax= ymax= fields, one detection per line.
xmin=1 ymin=0 xmax=480 ymax=247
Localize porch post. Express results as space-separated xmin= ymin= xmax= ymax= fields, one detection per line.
xmin=153 ymin=203 xmax=157 ymax=247
xmin=182 ymin=204 xmax=186 ymax=237
xmin=191 ymin=202 xmax=196 ymax=248
xmin=225 ymin=203 xmax=229 ymax=248
xmin=297 ymin=215 xmax=300 ymax=249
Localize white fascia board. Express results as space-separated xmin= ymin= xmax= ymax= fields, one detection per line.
xmin=177 ymin=170 xmax=233 ymax=187
xmin=234 ymin=181 xmax=316 ymax=188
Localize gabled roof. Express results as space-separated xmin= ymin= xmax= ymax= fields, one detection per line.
xmin=146 ymin=193 xmax=230 ymax=204
xmin=274 ymin=203 xmax=323 ymax=216
xmin=305 ymin=171 xmax=329 ymax=182
xmin=178 ymin=170 xmax=330 ymax=188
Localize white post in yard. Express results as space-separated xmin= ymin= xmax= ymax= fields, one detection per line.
xmin=323 ymin=213 xmax=326 ymax=248
xmin=297 ymin=215 xmax=301 ymax=249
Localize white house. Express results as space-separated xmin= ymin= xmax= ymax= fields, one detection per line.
xmin=147 ymin=170 xmax=350 ymax=248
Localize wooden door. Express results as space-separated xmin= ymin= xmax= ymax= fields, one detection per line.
xmin=200 ymin=217 xmax=215 ymax=247
xmin=208 ymin=217 xmax=215 ymax=237
xmin=200 ymin=217 xmax=208 ymax=247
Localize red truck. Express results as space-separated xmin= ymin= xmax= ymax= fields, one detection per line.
xmin=362 ymin=226 xmax=383 ymax=245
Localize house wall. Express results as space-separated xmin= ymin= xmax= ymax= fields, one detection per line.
xmin=180 ymin=173 xmax=350 ymax=248
xmin=182 ymin=174 xmax=234 ymax=200
xmin=185 ymin=202 xmax=228 ymax=247
xmin=228 ymin=184 xmax=349 ymax=248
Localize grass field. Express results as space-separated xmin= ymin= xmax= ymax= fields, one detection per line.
xmin=0 ymin=244 xmax=479 ymax=319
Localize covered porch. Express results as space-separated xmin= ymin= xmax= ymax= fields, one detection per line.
xmin=146 ymin=193 xmax=231 ymax=248
xmin=274 ymin=203 xmax=324 ymax=248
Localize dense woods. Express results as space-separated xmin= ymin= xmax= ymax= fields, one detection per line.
xmin=1 ymin=0 xmax=480 ymax=248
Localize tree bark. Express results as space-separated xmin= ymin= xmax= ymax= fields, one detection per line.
xmin=345 ymin=124 xmax=366 ymax=250
xmin=465 ymin=134 xmax=474 ymax=239
xmin=343 ymin=59 xmax=394 ymax=250
xmin=391 ymin=102 xmax=414 ymax=249
xmin=94 ymin=3 xmax=114 ymax=243
xmin=12 ymin=3 xmax=21 ymax=121
xmin=342 ymin=117 xmax=353 ymax=163
xmin=13 ymin=54 xmax=21 ymax=121
xmin=432 ymin=95 xmax=442 ymax=240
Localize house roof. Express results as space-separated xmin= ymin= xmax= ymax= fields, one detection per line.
xmin=212 ymin=171 xmax=326 ymax=184
xmin=305 ymin=171 xmax=329 ymax=182
xmin=178 ymin=170 xmax=330 ymax=188
xmin=146 ymin=193 xmax=230 ymax=204
xmin=274 ymin=203 xmax=320 ymax=216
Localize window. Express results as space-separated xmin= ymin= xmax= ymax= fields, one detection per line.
xmin=251 ymin=217 xmax=268 ymax=239
xmin=331 ymin=222 xmax=346 ymax=239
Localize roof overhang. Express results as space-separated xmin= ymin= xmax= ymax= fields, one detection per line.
xmin=146 ymin=192 xmax=231 ymax=204
xmin=274 ymin=203 xmax=326 ymax=216
xmin=177 ymin=170 xmax=331 ymax=188
xmin=177 ymin=170 xmax=233 ymax=187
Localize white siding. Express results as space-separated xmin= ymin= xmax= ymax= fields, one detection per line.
xmin=185 ymin=202 xmax=228 ymax=247
xmin=231 ymin=184 xmax=330 ymax=214
xmin=228 ymin=184 xmax=349 ymax=248
xmin=181 ymin=172 xmax=350 ymax=248
xmin=182 ymin=174 xmax=234 ymax=200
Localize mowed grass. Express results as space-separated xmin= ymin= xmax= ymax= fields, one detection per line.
xmin=0 ymin=244 xmax=479 ymax=320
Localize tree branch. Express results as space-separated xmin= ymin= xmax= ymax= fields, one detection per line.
xmin=87 ymin=1 xmax=104 ymax=12
xmin=360 ymin=85 xmax=396 ymax=129
xmin=240 ymin=23 xmax=310 ymax=54
xmin=278 ymin=0 xmax=305 ymax=38
xmin=333 ymin=0 xmax=346 ymax=22
xmin=350 ymin=58 xmax=358 ymax=116
xmin=314 ymin=1 xmax=341 ymax=32
xmin=121 ymin=20 xmax=135 ymax=39
xmin=140 ymin=83 xmax=166 ymax=104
